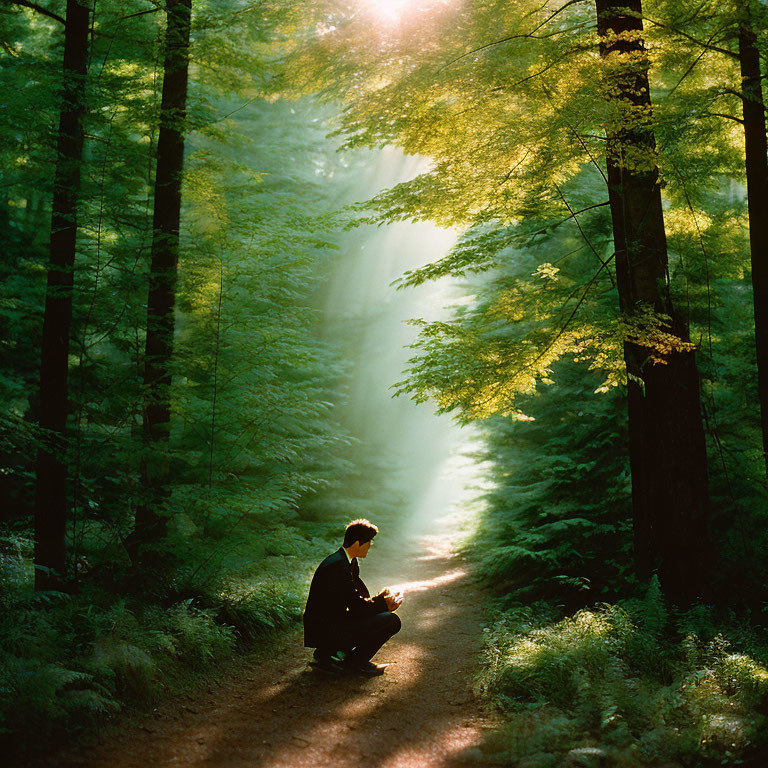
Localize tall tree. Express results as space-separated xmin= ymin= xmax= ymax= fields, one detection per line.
xmin=128 ymin=0 xmax=192 ymax=567
xmin=737 ymin=9 xmax=768 ymax=480
xmin=34 ymin=0 xmax=91 ymax=590
xmin=594 ymin=0 xmax=711 ymax=600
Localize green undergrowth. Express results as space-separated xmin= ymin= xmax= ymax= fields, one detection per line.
xmin=0 ymin=534 xmax=305 ymax=760
xmin=476 ymin=579 xmax=768 ymax=767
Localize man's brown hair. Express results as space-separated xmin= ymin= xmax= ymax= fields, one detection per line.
xmin=343 ymin=518 xmax=378 ymax=548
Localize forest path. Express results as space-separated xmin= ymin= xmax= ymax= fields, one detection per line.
xmin=59 ymin=531 xmax=501 ymax=768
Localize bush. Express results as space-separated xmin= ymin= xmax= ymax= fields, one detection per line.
xmin=200 ymin=580 xmax=303 ymax=642
xmin=477 ymin=594 xmax=768 ymax=766
xmin=0 ymin=564 xmax=303 ymax=757
xmin=0 ymin=657 xmax=119 ymax=747
xmin=159 ymin=600 xmax=236 ymax=669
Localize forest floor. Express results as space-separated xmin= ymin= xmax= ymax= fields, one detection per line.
xmin=53 ymin=529 xmax=502 ymax=768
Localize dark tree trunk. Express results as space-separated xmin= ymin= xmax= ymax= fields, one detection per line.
xmin=34 ymin=0 xmax=90 ymax=591
xmin=738 ymin=22 xmax=768 ymax=480
xmin=595 ymin=0 xmax=711 ymax=602
xmin=128 ymin=0 xmax=192 ymax=567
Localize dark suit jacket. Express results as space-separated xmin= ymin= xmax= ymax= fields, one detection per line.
xmin=303 ymin=547 xmax=388 ymax=648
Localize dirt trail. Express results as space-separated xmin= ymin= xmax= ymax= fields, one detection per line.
xmin=57 ymin=533 xmax=499 ymax=768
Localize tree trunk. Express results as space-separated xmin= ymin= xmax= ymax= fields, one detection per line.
xmin=738 ymin=21 xmax=768 ymax=480
xmin=128 ymin=0 xmax=192 ymax=568
xmin=595 ymin=0 xmax=711 ymax=602
xmin=34 ymin=0 xmax=90 ymax=591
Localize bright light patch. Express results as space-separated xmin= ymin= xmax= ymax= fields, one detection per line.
xmin=366 ymin=0 xmax=417 ymax=22
xmin=387 ymin=568 xmax=466 ymax=596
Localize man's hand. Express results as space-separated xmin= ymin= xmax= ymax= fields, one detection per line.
xmin=384 ymin=591 xmax=403 ymax=612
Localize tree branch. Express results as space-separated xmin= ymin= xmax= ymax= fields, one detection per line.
xmin=440 ymin=0 xmax=591 ymax=70
xmin=8 ymin=0 xmax=65 ymax=25
xmin=644 ymin=16 xmax=738 ymax=60
xmin=488 ymin=46 xmax=591 ymax=93
xmin=396 ymin=202 xmax=610 ymax=289
xmin=700 ymin=111 xmax=744 ymax=124
xmin=665 ymin=45 xmax=709 ymax=98
xmin=722 ymin=86 xmax=768 ymax=116
xmin=505 ymin=252 xmax=617 ymax=382
xmin=554 ymin=183 xmax=615 ymax=286
xmin=119 ymin=8 xmax=161 ymax=21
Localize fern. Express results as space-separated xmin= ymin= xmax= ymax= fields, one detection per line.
xmin=477 ymin=600 xmax=768 ymax=766
xmin=636 ymin=575 xmax=668 ymax=642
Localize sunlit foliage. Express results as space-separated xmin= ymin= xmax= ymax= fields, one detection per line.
xmin=281 ymin=0 xmax=758 ymax=418
xmin=478 ymin=585 xmax=768 ymax=765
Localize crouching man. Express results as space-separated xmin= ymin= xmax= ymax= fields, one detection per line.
xmin=303 ymin=519 xmax=403 ymax=676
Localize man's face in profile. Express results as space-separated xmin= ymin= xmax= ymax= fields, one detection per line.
xmin=357 ymin=540 xmax=372 ymax=558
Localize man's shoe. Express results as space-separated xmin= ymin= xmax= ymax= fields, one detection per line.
xmin=344 ymin=660 xmax=387 ymax=676
xmin=309 ymin=655 xmax=345 ymax=674
xmin=313 ymin=648 xmax=347 ymax=662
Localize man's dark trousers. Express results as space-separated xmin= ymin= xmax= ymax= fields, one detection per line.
xmin=303 ymin=547 xmax=401 ymax=663
xmin=327 ymin=610 xmax=401 ymax=664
